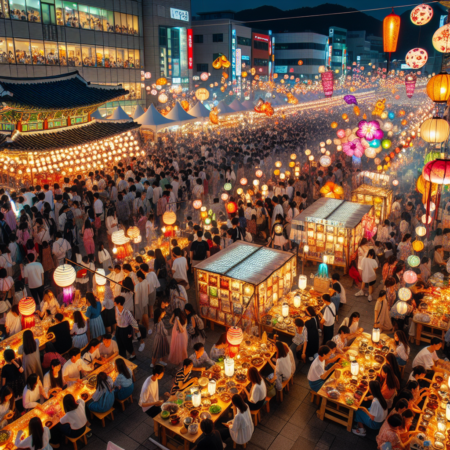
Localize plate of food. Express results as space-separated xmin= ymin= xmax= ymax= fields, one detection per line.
xmin=200 ymin=412 xmax=211 ymax=420
xmin=87 ymin=375 xmax=97 ymax=388
xmin=183 ymin=401 xmax=193 ymax=410
xmin=344 ymin=395 xmax=354 ymax=406
xmin=0 ymin=430 xmax=10 ymax=445
xmin=209 ymin=404 xmax=222 ymax=415
xmin=226 ymin=381 xmax=236 ymax=388
xmin=202 ymin=399 xmax=211 ymax=408
xmin=251 ymin=357 xmax=264 ymax=367
xmin=199 ymin=377 xmax=209 ymax=388
xmin=228 ymin=387 xmax=239 ymax=395
xmin=235 ymin=373 xmax=247 ymax=383
xmin=212 ymin=365 xmax=222 ymax=373
xmin=46 ymin=332 xmax=55 ymax=340
xmin=220 ymin=393 xmax=231 ymax=403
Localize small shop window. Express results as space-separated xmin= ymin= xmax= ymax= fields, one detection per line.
xmin=58 ymin=42 xmax=66 ymax=65
xmin=114 ymin=11 xmax=120 ymax=33
xmin=96 ymin=46 xmax=104 ymax=67
xmin=55 ymin=0 xmax=63 ymax=24
xmin=120 ymin=13 xmax=127 ymax=33
xmin=89 ymin=6 xmax=102 ymax=30
xmin=0 ymin=0 xmax=10 ymax=18
xmin=44 ymin=41 xmax=58 ymax=64
xmin=105 ymin=9 xmax=113 ymax=32
xmin=78 ymin=4 xmax=89 ymax=28
xmin=30 ymin=40 xmax=44 ymax=64
xmin=63 ymin=1 xmax=78 ymax=27
xmin=9 ymin=0 xmax=26 ymax=20
xmin=82 ymin=45 xmax=94 ymax=66
xmin=133 ymin=15 xmax=138 ymax=35
xmin=41 ymin=2 xmax=56 ymax=24
xmin=15 ymin=39 xmax=31 ymax=64
xmin=67 ymin=43 xmax=81 ymax=66
xmin=26 ymin=0 xmax=40 ymax=22
xmin=116 ymin=48 xmax=124 ymax=67
xmin=135 ymin=49 xmax=140 ymax=68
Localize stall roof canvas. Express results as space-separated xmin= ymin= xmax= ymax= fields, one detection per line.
xmin=352 ymin=184 xmax=392 ymax=198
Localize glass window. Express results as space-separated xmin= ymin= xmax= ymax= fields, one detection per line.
xmin=30 ymin=40 xmax=44 ymax=64
xmin=128 ymin=48 xmax=134 ymax=68
xmin=116 ymin=48 xmax=124 ymax=67
xmin=27 ymin=0 xmax=40 ymax=21
xmin=55 ymin=0 xmax=63 ymax=24
xmin=82 ymin=45 xmax=94 ymax=66
xmin=15 ymin=39 xmax=31 ymax=64
xmin=120 ymin=13 xmax=126 ymax=33
xmin=130 ymin=83 xmax=137 ymax=99
xmin=58 ymin=43 xmax=66 ymax=65
xmin=124 ymin=83 xmax=130 ymax=100
xmin=96 ymin=46 xmax=103 ymax=67
xmin=105 ymin=9 xmax=113 ymax=32
xmin=213 ymin=34 xmax=223 ymax=42
xmin=67 ymin=43 xmax=81 ymax=66
xmin=133 ymin=15 xmax=138 ymax=35
xmin=44 ymin=41 xmax=58 ymax=64
xmin=90 ymin=7 xmax=101 ymax=30
xmin=78 ymin=4 xmax=89 ymax=28
xmin=9 ymin=0 xmax=26 ymax=20
xmin=5 ymin=39 xmax=15 ymax=63
xmin=63 ymin=1 xmax=78 ymax=27
xmin=114 ymin=11 xmax=120 ymax=33
xmin=126 ymin=14 xmax=132 ymax=35
xmin=1 ymin=0 xmax=10 ymax=18
xmin=135 ymin=49 xmax=140 ymax=68
xmin=0 ymin=39 xmax=9 ymax=63
xmin=42 ymin=3 xmax=56 ymax=24
xmin=104 ymin=47 xmax=113 ymax=67
xmin=136 ymin=84 xmax=141 ymax=99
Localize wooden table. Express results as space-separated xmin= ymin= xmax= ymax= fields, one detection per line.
xmin=413 ymin=318 xmax=447 ymax=345
xmin=316 ymin=332 xmax=390 ymax=432
xmin=0 ymin=355 xmax=137 ymax=449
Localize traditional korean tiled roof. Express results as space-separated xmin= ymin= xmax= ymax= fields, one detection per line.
xmin=0 ymin=71 xmax=128 ymax=110
xmin=0 ymin=120 xmax=139 ymax=152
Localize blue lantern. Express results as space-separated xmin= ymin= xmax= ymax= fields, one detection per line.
xmin=388 ymin=111 xmax=395 ymax=120
xmin=369 ymin=139 xmax=381 ymax=148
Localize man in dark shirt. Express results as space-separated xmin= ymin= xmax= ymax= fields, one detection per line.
xmin=170 ymin=358 xmax=198 ymax=395
xmin=196 ymin=419 xmax=224 ymax=450
xmin=48 ymin=313 xmax=72 ymax=355
xmin=190 ymin=231 xmax=210 ymax=271
xmin=210 ymin=236 xmax=221 ymax=256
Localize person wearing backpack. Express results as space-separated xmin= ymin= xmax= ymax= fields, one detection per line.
xmin=230 ymin=218 xmax=245 ymax=242
xmin=190 ymin=231 xmax=210 ymax=272
xmin=320 ymin=294 xmax=336 ymax=344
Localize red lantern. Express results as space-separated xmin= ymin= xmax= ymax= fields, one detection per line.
xmin=227 ymin=326 xmax=243 ymax=358
xmin=320 ymin=71 xmax=334 ymax=98
xmin=226 ymin=202 xmax=237 ymax=214
xmin=405 ymin=74 xmax=416 ymax=98
xmin=390 ymin=152 xmax=395 ymax=159
xmin=423 ymin=159 xmax=450 ymax=185
xmin=403 ymin=270 xmax=418 ymax=284
xmin=19 ymin=297 xmax=36 ymax=329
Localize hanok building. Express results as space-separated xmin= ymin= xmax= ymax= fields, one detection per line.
xmin=0 ymin=71 xmax=140 ymax=189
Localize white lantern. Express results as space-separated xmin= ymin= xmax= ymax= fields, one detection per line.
xmin=282 ymin=302 xmax=289 ymax=318
xmin=53 ymin=264 xmax=76 ymax=288
xmin=208 ymin=379 xmax=216 ymax=396
xmin=446 ymin=402 xmax=450 ymax=421
xmin=192 ymin=390 xmax=201 ymax=407
xmin=298 ymin=275 xmax=307 ymax=290
xmin=351 ymin=361 xmax=359 ymax=376
xmin=293 ymin=295 xmax=301 ymax=308
xmin=397 ymin=301 xmax=408 ymax=315
xmin=372 ymin=327 xmax=380 ymax=343
xmin=303 ymin=245 xmax=309 ymax=253
xmin=95 ymin=269 xmax=106 ymax=286
xmin=224 ymin=357 xmax=234 ymax=377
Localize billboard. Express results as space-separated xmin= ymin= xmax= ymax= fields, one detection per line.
xmin=187 ymin=29 xmax=193 ymax=69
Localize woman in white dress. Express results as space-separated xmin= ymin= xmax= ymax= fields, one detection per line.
xmin=15 ymin=417 xmax=52 ymax=450
xmin=243 ymin=367 xmax=267 ymax=411
xmin=221 ymin=394 xmax=254 ymax=446
xmin=268 ymin=341 xmax=292 ymax=391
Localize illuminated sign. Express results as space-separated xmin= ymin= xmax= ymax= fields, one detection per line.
xmin=232 ymin=29 xmax=236 ymax=82
xmin=187 ymin=28 xmax=193 ymax=69
xmin=170 ymin=8 xmax=189 ymax=22
xmin=236 ymin=48 xmax=241 ymax=76
xmin=242 ymin=55 xmax=250 ymax=61
xmin=254 ymin=35 xmax=269 ymax=42
xmin=275 ymin=66 xmax=288 ymax=73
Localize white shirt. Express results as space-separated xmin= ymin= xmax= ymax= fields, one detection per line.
xmin=23 ymin=262 xmax=44 ymax=288
xmin=52 ymin=239 xmax=71 ymax=260
xmin=172 ymin=257 xmax=188 ymax=284
xmin=275 ymin=355 xmax=291 ymax=380
xmin=322 ymin=303 xmax=336 ymax=327
xmin=395 ymin=343 xmax=410 ymax=361
xmin=146 ymin=271 xmax=160 ymax=294
xmin=93 ymin=199 xmax=103 ymax=215
xmin=361 ymin=257 xmax=378 ymax=283
xmin=41 ymin=297 xmax=59 ymax=315
xmin=15 ymin=427 xmax=51 ymax=450
xmin=98 ymin=249 xmax=111 ymax=265
xmin=412 ymin=346 xmax=438 ymax=370
xmin=5 ymin=311 xmax=21 ymax=335
xmin=44 ymin=190 xmax=54 ymax=209
xmin=23 ymin=381 xmax=42 ymax=409
xmin=370 ymin=397 xmax=388 ymax=423
xmin=248 ymin=380 xmax=267 ymax=404
xmin=82 ymin=348 xmax=100 ymax=366
xmin=139 ymin=376 xmax=159 ymax=412
xmin=307 ymin=356 xmax=325 ymax=382
xmin=230 ymin=408 xmax=254 ymax=445
xmin=62 ymin=358 xmax=92 ymax=386
xmin=272 ymin=204 xmax=284 ymax=225
xmin=60 ymin=399 xmax=87 ymax=430
xmin=99 ymin=340 xmax=118 ymax=357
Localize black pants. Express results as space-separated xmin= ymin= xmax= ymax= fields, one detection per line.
xmin=322 ymin=324 xmax=334 ymax=344
xmin=246 ymin=398 xmax=265 ymax=411
xmin=30 ymin=285 xmax=45 ymax=306
xmin=145 ymin=406 xmax=162 ymax=418
xmin=116 ymin=325 xmax=134 ymax=357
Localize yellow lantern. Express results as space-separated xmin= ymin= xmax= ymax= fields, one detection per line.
xmin=162 ymin=211 xmax=177 ymax=225
xmin=274 ymin=169 xmax=280 ymax=176
xmin=289 ymin=161 xmax=295 ymax=168
xmin=426 ymin=72 xmax=450 ymax=103
xmin=127 ymin=226 xmax=140 ymax=239
xmin=412 ymin=240 xmax=424 ymax=252
xmin=156 ymin=77 xmax=167 ymax=86
xmin=200 ymin=207 xmax=208 ymax=220
xmin=420 ymin=117 xmax=450 ymax=143
xmin=195 ymin=88 xmax=210 ymax=101
xmin=275 ymin=161 xmax=282 ymax=168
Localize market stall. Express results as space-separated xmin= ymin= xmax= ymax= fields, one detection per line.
xmin=194 ymin=242 xmax=296 ymax=330
xmin=289 ymin=198 xmax=373 ymax=273
xmin=351 ymin=184 xmax=393 ymax=224
xmin=354 ymin=171 xmax=391 ymax=188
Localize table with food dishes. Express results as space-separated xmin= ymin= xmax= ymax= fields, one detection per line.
xmin=153 ymin=334 xmax=276 ymax=450
xmin=0 ymin=355 xmax=137 ymax=449
xmin=316 ymin=332 xmax=392 ymax=432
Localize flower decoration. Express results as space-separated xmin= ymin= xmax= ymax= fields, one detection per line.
xmin=356 ymin=120 xmax=384 ymax=141
xmin=320 ymin=182 xmax=344 ymax=199
xmin=343 ymin=138 xmax=364 ymax=158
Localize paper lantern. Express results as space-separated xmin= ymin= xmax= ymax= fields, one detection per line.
xmin=224 ymin=183 xmax=232 ymax=191
xmin=255 ymin=169 xmax=263 ymax=178
xmin=298 ymin=275 xmax=307 ymax=290
xmin=405 ymin=48 xmax=428 ymax=69
xmin=275 ymin=161 xmax=282 ymax=168
xmin=421 ymin=214 xmax=433 ymax=224
xmin=426 ymin=73 xmax=450 ymax=102
xmin=320 ymin=71 xmax=334 ymax=98
xmin=19 ymin=297 xmax=36 ymax=329
xmin=319 ymin=155 xmax=332 ymax=167
xmin=221 ymin=193 xmax=229 ymax=202
xmin=397 ymin=301 xmax=408 ymax=315
xmin=393 ymin=179 xmax=399 ymax=186
xmin=407 ymin=255 xmax=420 ymax=267
xmin=293 ymin=296 xmax=301 ymax=308
xmin=127 ymin=226 xmax=140 ymax=239
xmin=111 ymin=230 xmax=131 ymax=245
xmin=193 ymin=200 xmax=202 ymax=210
xmin=420 ymin=118 xmax=450 ymax=143
xmin=163 ymin=211 xmax=176 ymax=225
xmin=53 ymin=264 xmax=76 ymax=288
xmin=411 ymin=4 xmax=433 ymax=25
xmin=412 ymin=240 xmax=424 ymax=252
xmin=423 ymin=159 xmax=450 ymax=184
xmin=372 ymin=327 xmax=380 ymax=343
xmin=320 ymin=181 xmax=344 ymax=199
xmin=405 ymin=74 xmax=417 ymax=98
xmin=290 ymin=153 xmax=297 ymax=160
xmin=404 ymin=270 xmax=418 ymax=284
xmin=399 ymin=287 xmax=412 ymax=301
xmin=331 ymin=122 xmax=338 ymax=128
xmin=156 ymin=77 xmax=167 ymax=86
xmin=236 ymin=188 xmax=244 ymax=195
xmin=240 ymin=178 xmax=248 ymax=186
xmin=195 ymin=88 xmax=210 ymax=101
xmin=224 ymin=357 xmax=234 ymax=377
xmin=95 ymin=268 xmax=106 ymax=286
xmin=200 ymin=207 xmax=208 ymax=219
xmin=433 ymin=24 xmax=450 ymax=53
xmin=226 ymin=202 xmax=237 ymax=214
xmin=383 ymin=10 xmax=401 ymax=53
xmin=274 ymin=169 xmax=280 ymax=176
xmin=227 ymin=327 xmax=243 ymax=346
xmin=282 ymin=303 xmax=289 ymax=318
xmin=158 ymin=93 xmax=168 ymax=104
xmin=274 ymin=224 xmax=283 ymax=235
xmin=416 ymin=225 xmax=426 ymax=237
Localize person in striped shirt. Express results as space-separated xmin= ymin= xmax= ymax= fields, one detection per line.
xmin=114 ymin=296 xmax=140 ymax=360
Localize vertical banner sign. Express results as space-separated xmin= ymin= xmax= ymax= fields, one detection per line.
xmin=187 ymin=28 xmax=193 ymax=70
xmin=236 ymin=48 xmax=241 ymax=97
xmin=232 ymin=29 xmax=236 ymax=82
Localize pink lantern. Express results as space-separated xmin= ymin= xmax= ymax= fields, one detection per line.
xmin=405 ymin=48 xmax=428 ymax=69
xmin=227 ymin=326 xmax=243 ymax=357
xmin=193 ymin=200 xmax=202 ymax=210
xmin=337 ymin=129 xmax=346 ymax=139
xmin=200 ymin=72 xmax=209 ymax=81
xmin=255 ymin=169 xmax=263 ymax=178
xmin=320 ymin=71 xmax=334 ymax=98
xmin=221 ymin=193 xmax=229 ymax=202
xmin=19 ymin=297 xmax=36 ymax=329
xmin=422 ymin=159 xmax=450 ymax=185
xmin=411 ymin=4 xmax=433 ymax=26
xmin=403 ymin=270 xmax=418 ymax=284
xmin=405 ymin=74 xmax=416 ymax=98
xmin=393 ymin=179 xmax=399 ymax=186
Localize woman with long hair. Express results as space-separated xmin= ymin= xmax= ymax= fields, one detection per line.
xmin=243 ymin=367 xmax=267 ymax=411
xmin=184 ymin=303 xmax=206 ymax=346
xmin=378 ymin=364 xmax=400 ymax=408
xmin=268 ymin=341 xmax=292 ymax=391
xmin=394 ymin=330 xmax=410 ymax=367
xmin=15 ymin=417 xmax=51 ymax=450
xmin=221 ymin=394 xmax=254 ymax=446
xmin=88 ymin=371 xmax=115 ymax=413
xmin=168 ymin=308 xmax=188 ymax=366
xmin=385 ymin=352 xmax=402 ymax=385
xmin=151 ymin=308 xmax=169 ymax=368
xmin=43 ymin=359 xmax=64 ymax=396
xmin=374 ymin=290 xmax=394 ymax=333
xmin=19 ymin=329 xmax=43 ymax=381
xmin=360 ymin=248 xmax=378 ymax=301
xmin=85 ymin=292 xmax=106 ymax=339
xmin=168 ymin=278 xmax=188 ymax=311
xmin=303 ymin=306 xmax=320 ymax=361
xmin=113 ymin=358 xmax=135 ymax=401
xmin=121 ymin=276 xmax=135 ymax=313
xmin=71 ymin=310 xmax=88 ymax=349
xmin=81 ymin=218 xmax=95 ymax=256
xmin=23 ymin=373 xmax=47 ymax=410
xmin=59 ymin=393 xmax=88 ymax=439
xmin=353 ymin=380 xmax=388 ymax=436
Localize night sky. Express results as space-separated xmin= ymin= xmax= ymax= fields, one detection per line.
xmin=191 ymin=0 xmax=434 ymax=20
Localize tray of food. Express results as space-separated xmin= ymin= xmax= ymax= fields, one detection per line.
xmin=235 ymin=373 xmax=247 ymax=383
xmin=220 ymin=393 xmax=231 ymax=403
xmin=251 ymin=357 xmax=264 ymax=367
xmin=212 ymin=365 xmax=222 ymax=373
xmin=0 ymin=430 xmax=11 ymax=445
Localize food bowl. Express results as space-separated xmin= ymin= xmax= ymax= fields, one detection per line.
xmin=183 ymin=417 xmax=193 ymax=429
xmin=199 ymin=377 xmax=209 ymax=388
xmin=209 ymin=404 xmax=222 ymax=415
xmin=161 ymin=411 xmax=170 ymax=420
xmin=200 ymin=412 xmax=211 ymax=420
xmin=188 ymin=423 xmax=199 ymax=435
xmin=190 ymin=409 xmax=200 ymax=419
xmin=220 ymin=393 xmax=231 ymax=403
xmin=170 ymin=415 xmax=180 ymax=425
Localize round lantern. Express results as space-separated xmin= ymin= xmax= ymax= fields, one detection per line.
xmin=392 ymin=179 xmax=399 ymax=186
xmin=399 ymin=287 xmax=412 ymax=301
xmin=111 ymin=230 xmax=131 ymax=245
xmin=226 ymin=202 xmax=237 ymax=214
xmin=240 ymin=178 xmax=248 ymax=186
xmin=95 ymin=268 xmax=107 ymax=286
xmin=195 ymin=88 xmax=210 ymax=101
xmin=224 ymin=183 xmax=232 ymax=191
xmin=274 ymin=169 xmax=280 ymax=176
xmin=423 ymin=159 xmax=450 ymax=184
xmin=53 ymin=264 xmax=76 ymax=288
xmin=319 ymin=155 xmax=331 ymax=167
xmin=158 ymin=93 xmax=168 ymax=104
xmin=403 ymin=270 xmax=418 ymax=284
xmin=127 ymin=226 xmax=140 ymax=240
xmin=253 ymin=180 xmax=259 ymax=187
xmin=275 ymin=161 xmax=282 ymax=168
xmin=200 ymin=72 xmax=209 ymax=81
xmin=200 ymin=207 xmax=208 ymax=220
xmin=193 ymin=199 xmax=202 ymax=209
xmin=412 ymin=240 xmax=424 ymax=252
xmin=421 ymin=214 xmax=433 ymax=224
xmin=420 ymin=118 xmax=450 ymax=143
xmin=383 ymin=10 xmax=401 ymax=53
xmin=426 ymin=73 xmax=450 ymax=102
xmin=19 ymin=297 xmax=36 ymax=329
xmin=416 ymin=225 xmax=426 ymax=237
xmin=227 ymin=326 xmax=243 ymax=358
xmin=156 ymin=77 xmax=167 ymax=86
xmin=397 ymin=300 xmax=408 ymax=315
xmin=407 ymin=255 xmax=420 ymax=267
xmin=221 ymin=193 xmax=229 ymax=202
xmin=411 ymin=4 xmax=433 ymax=25
xmin=255 ymin=170 xmax=263 ymax=178
xmin=163 ymin=211 xmax=177 ymax=225
xmin=433 ymin=24 xmax=450 ymax=53
xmin=405 ymin=48 xmax=428 ymax=69
xmin=236 ymin=188 xmax=244 ymax=195
xmin=290 ymin=153 xmax=297 ymax=160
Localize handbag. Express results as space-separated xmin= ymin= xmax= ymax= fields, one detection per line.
xmin=264 ymin=378 xmax=276 ymax=398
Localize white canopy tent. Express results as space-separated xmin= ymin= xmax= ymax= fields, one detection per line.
xmin=188 ymin=101 xmax=211 ymax=120
xmin=228 ymin=98 xmax=247 ymax=112
xmin=91 ymin=109 xmax=103 ymax=119
xmin=241 ymin=99 xmax=256 ymax=111
xmin=132 ymin=104 xmax=145 ymax=119
xmin=134 ymin=104 xmax=175 ymax=132
xmin=108 ymin=105 xmax=132 ymax=121
xmin=216 ymin=100 xmax=236 ymax=115
xmin=165 ymin=102 xmax=197 ymax=126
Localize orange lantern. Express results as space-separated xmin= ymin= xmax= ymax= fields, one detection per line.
xmin=255 ymin=169 xmax=263 ymax=178
xmin=193 ymin=200 xmax=202 ymax=210
xmin=412 ymin=240 xmax=424 ymax=252
xmin=240 ymin=178 xmax=248 ymax=186
xmin=342 ymin=113 xmax=348 ymax=120
xmin=19 ymin=297 xmax=36 ymax=329
xmin=383 ymin=9 xmax=401 ymax=53
xmin=226 ymin=202 xmax=237 ymax=214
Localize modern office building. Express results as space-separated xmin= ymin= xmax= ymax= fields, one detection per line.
xmin=273 ymin=31 xmax=327 ymax=80
xmin=346 ymin=30 xmax=382 ymax=67
xmin=327 ymin=26 xmax=347 ymax=76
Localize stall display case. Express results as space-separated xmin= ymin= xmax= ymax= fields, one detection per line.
xmin=351 ymin=184 xmax=393 ymax=224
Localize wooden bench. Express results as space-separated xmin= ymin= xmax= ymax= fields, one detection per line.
xmin=115 ymin=394 xmax=133 ymax=411
xmin=65 ymin=426 xmax=91 ymax=450
xmin=233 ymin=443 xmax=247 ymax=449
xmin=310 ymin=390 xmax=321 ymax=406
xmin=89 ymin=407 xmax=115 ymax=427
xmin=249 ymin=397 xmax=272 ymax=426
xmin=276 ymin=377 xmax=292 ymax=402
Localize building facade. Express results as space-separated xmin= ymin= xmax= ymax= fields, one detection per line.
xmin=273 ymin=31 xmax=327 ymax=80
xmin=327 ymin=26 xmax=347 ymax=76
